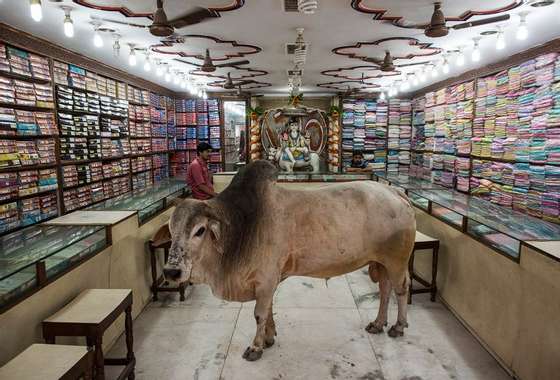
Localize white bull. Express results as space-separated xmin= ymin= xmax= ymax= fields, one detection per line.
xmin=164 ymin=160 xmax=416 ymax=361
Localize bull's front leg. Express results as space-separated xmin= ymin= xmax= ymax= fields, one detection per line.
xmin=242 ymin=286 xmax=276 ymax=361
xmin=264 ymin=302 xmax=276 ymax=348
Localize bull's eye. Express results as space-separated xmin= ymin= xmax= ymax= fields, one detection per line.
xmin=194 ymin=227 xmax=206 ymax=237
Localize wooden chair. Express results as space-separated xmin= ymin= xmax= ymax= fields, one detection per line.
xmin=148 ymin=224 xmax=186 ymax=301
xmin=0 ymin=344 xmax=93 ymax=380
xmin=42 ymin=289 xmax=135 ymax=380
xmin=408 ymin=231 xmax=440 ymax=304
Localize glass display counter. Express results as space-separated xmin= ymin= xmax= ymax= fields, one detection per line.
xmin=373 ymin=173 xmax=446 ymax=211
xmin=408 ymin=189 xmax=560 ymax=261
xmin=0 ymin=224 xmax=108 ymax=309
xmin=89 ymin=179 xmax=188 ymax=223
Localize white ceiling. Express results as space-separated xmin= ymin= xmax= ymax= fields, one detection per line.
xmin=0 ymin=0 xmax=559 ymax=95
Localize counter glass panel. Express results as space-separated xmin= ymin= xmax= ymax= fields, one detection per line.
xmin=0 ymin=225 xmax=107 ymax=307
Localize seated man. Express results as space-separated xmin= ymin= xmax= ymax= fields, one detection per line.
xmin=346 ymin=151 xmax=370 ymax=173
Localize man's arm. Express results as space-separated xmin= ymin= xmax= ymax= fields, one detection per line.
xmin=196 ymin=183 xmax=218 ymax=197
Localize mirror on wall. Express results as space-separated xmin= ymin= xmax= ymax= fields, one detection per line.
xmin=223 ymin=101 xmax=247 ymax=171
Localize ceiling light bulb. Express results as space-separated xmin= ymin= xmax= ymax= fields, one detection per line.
xmin=128 ymin=49 xmax=136 ymax=66
xmin=496 ymin=31 xmax=506 ymax=50
xmin=442 ymin=58 xmax=450 ymax=74
xmin=472 ymin=43 xmax=481 ymax=62
xmin=517 ymin=15 xmax=529 ymax=40
xmin=379 ymin=92 xmax=386 ymax=101
xmin=173 ymin=72 xmax=181 ymax=85
xmin=412 ymin=74 xmax=419 ymax=86
xmin=180 ymin=79 xmax=186 ymax=89
xmin=112 ymin=37 xmax=120 ymax=57
xmin=155 ymin=64 xmax=163 ymax=77
xmin=456 ymin=49 xmax=465 ymax=66
xmin=93 ymin=29 xmax=103 ymax=48
xmin=430 ymin=65 xmax=439 ymax=78
xmin=189 ymin=84 xmax=197 ymax=95
xmin=143 ymin=57 xmax=151 ymax=72
xmin=30 ymin=0 xmax=42 ymax=22
xmin=63 ymin=14 xmax=74 ymax=38
xmin=164 ymin=71 xmax=171 ymax=83
xmin=419 ymin=69 xmax=427 ymax=83
xmin=202 ymin=91 xmax=208 ymax=100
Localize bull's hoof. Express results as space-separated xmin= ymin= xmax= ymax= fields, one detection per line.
xmin=387 ymin=325 xmax=404 ymax=338
xmin=365 ymin=322 xmax=384 ymax=334
xmin=242 ymin=346 xmax=263 ymax=361
xmin=264 ymin=337 xmax=275 ymax=348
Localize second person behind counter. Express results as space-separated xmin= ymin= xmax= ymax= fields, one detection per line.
xmin=346 ymin=151 xmax=371 ymax=173
xmin=186 ymin=142 xmax=218 ymax=200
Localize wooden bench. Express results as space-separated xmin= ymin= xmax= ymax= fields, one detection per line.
xmin=408 ymin=231 xmax=440 ymax=304
xmin=148 ymin=224 xmax=186 ymax=301
xmin=0 ymin=344 xmax=93 ymax=380
xmin=42 ymin=289 xmax=135 ymax=380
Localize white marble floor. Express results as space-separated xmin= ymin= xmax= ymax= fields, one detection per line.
xmin=107 ymin=269 xmax=511 ymax=380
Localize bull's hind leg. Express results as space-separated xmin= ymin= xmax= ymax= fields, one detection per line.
xmin=387 ymin=269 xmax=410 ymax=338
xmin=243 ymin=284 xmax=277 ymax=361
xmin=365 ymin=263 xmax=391 ymax=334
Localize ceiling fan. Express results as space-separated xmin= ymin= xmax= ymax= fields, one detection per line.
xmin=201 ymin=50 xmax=250 ymax=72
xmin=223 ymin=84 xmax=263 ymax=98
xmin=223 ymin=73 xmax=256 ymax=89
xmin=362 ymin=52 xmax=396 ymax=72
xmin=96 ymin=0 xmax=219 ymax=37
xmin=401 ymin=2 xmax=511 ymax=38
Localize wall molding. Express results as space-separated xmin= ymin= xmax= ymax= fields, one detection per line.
xmin=408 ymin=38 xmax=560 ymax=99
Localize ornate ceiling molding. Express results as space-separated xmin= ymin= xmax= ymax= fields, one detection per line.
xmin=316 ymin=80 xmax=380 ymax=92
xmin=150 ymin=34 xmax=261 ymax=61
xmin=333 ymin=37 xmax=442 ymax=63
xmin=321 ymin=65 xmax=401 ymax=80
xmin=72 ymin=0 xmax=245 ymax=18
xmin=350 ymin=0 xmax=523 ymax=23
xmin=207 ymin=80 xmax=272 ymax=90
xmin=190 ymin=66 xmax=268 ymax=80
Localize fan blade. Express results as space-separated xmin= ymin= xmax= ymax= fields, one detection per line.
xmin=234 ymin=80 xmax=255 ymax=86
xmin=97 ymin=18 xmax=148 ymax=29
xmin=214 ymin=60 xmax=250 ymax=68
xmin=391 ymin=20 xmax=430 ymax=30
xmin=362 ymin=57 xmax=383 ymax=66
xmin=451 ymin=14 xmax=510 ymax=30
xmin=168 ymin=7 xmax=219 ymax=29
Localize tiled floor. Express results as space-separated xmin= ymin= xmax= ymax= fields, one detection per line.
xmin=107 ymin=269 xmax=511 ymax=380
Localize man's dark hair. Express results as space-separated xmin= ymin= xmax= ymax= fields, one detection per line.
xmin=352 ymin=151 xmax=364 ymax=158
xmin=197 ymin=142 xmax=212 ymax=154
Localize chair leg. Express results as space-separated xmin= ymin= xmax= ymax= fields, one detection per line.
xmin=93 ymin=335 xmax=105 ymax=380
xmin=430 ymin=243 xmax=439 ymax=302
xmin=149 ymin=244 xmax=158 ymax=302
xmin=125 ymin=305 xmax=135 ymax=380
xmin=408 ymin=250 xmax=415 ymax=305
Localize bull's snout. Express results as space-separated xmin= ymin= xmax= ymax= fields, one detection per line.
xmin=163 ymin=267 xmax=182 ymax=281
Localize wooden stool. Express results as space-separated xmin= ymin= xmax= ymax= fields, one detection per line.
xmin=408 ymin=231 xmax=440 ymax=304
xmin=42 ymin=289 xmax=135 ymax=380
xmin=0 ymin=344 xmax=93 ymax=380
xmin=148 ymin=224 xmax=186 ymax=302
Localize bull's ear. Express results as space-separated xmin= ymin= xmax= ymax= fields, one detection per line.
xmin=208 ymin=220 xmax=223 ymax=255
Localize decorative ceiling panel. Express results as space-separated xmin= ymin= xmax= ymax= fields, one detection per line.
xmin=189 ymin=66 xmax=268 ymax=80
xmin=150 ymin=35 xmax=261 ymax=61
xmin=72 ymin=0 xmax=245 ymax=18
xmin=350 ymin=0 xmax=523 ymax=24
xmin=322 ymin=65 xmax=401 ymax=80
xmin=316 ymin=80 xmax=379 ymax=92
xmin=333 ymin=37 xmax=442 ymax=64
